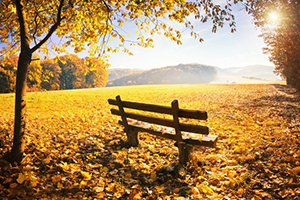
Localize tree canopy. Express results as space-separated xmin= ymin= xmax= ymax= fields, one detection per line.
xmin=0 ymin=0 xmax=242 ymax=58
xmin=249 ymin=0 xmax=300 ymax=90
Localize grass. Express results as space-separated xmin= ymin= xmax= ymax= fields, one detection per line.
xmin=0 ymin=83 xmax=299 ymax=199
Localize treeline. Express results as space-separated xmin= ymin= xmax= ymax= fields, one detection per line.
xmin=0 ymin=54 xmax=108 ymax=93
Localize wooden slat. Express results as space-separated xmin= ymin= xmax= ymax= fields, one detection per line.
xmin=111 ymin=109 xmax=174 ymax=127
xmin=109 ymin=99 xmax=172 ymax=114
xmin=119 ymin=121 xmax=177 ymax=140
xmin=111 ymin=109 xmax=209 ymax=135
xmin=108 ymin=98 xmax=207 ymax=120
xmin=179 ymin=109 xmax=207 ymax=120
xmin=184 ymin=135 xmax=218 ymax=147
xmin=180 ymin=123 xmax=209 ymax=135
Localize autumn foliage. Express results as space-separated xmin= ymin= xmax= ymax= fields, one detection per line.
xmin=0 ymin=54 xmax=108 ymax=93
xmin=250 ymin=0 xmax=300 ymax=90
xmin=0 ymin=84 xmax=299 ymax=199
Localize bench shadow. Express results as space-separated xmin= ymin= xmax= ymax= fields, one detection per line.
xmin=87 ymin=136 xmax=196 ymax=198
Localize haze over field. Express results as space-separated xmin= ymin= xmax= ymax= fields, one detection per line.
xmin=108 ymin=64 xmax=281 ymax=86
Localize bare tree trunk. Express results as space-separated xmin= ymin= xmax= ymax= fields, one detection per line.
xmin=6 ymin=0 xmax=64 ymax=164
xmin=9 ymin=51 xmax=32 ymax=164
xmin=7 ymin=0 xmax=32 ymax=164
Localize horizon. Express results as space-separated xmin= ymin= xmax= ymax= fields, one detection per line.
xmin=108 ymin=63 xmax=275 ymax=71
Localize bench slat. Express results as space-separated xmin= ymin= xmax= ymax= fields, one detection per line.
xmin=111 ymin=109 xmax=209 ymax=135
xmin=119 ymin=120 xmax=217 ymax=148
xmin=119 ymin=121 xmax=177 ymax=140
xmin=184 ymin=135 xmax=218 ymax=148
xmin=108 ymin=99 xmax=207 ymax=120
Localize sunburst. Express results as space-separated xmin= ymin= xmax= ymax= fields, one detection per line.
xmin=268 ymin=11 xmax=281 ymax=24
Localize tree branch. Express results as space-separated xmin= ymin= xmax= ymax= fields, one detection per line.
xmin=31 ymin=0 xmax=65 ymax=52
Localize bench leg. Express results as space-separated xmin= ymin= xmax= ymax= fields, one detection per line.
xmin=125 ymin=128 xmax=139 ymax=147
xmin=178 ymin=142 xmax=193 ymax=165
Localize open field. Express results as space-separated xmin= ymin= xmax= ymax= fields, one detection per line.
xmin=0 ymin=83 xmax=299 ymax=199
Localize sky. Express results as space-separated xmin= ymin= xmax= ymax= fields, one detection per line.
xmin=103 ymin=6 xmax=273 ymax=70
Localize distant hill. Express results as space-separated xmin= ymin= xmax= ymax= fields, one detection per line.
xmin=214 ymin=65 xmax=281 ymax=82
xmin=107 ymin=64 xmax=217 ymax=86
xmin=108 ymin=69 xmax=144 ymax=81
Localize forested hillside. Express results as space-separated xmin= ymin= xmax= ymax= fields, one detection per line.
xmin=108 ymin=69 xmax=143 ymax=81
xmin=107 ymin=64 xmax=217 ymax=86
xmin=0 ymin=55 xmax=108 ymax=93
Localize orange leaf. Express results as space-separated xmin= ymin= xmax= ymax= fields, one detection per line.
xmin=10 ymin=183 xmax=18 ymax=188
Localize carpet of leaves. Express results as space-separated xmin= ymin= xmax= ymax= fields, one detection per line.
xmin=0 ymin=84 xmax=299 ymax=199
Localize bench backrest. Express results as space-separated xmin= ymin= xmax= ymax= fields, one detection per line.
xmin=108 ymin=95 xmax=209 ymax=143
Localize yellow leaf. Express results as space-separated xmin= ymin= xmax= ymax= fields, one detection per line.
xmin=80 ymin=180 xmax=87 ymax=185
xmin=101 ymin=167 xmax=109 ymax=173
xmin=191 ymin=187 xmax=200 ymax=194
xmin=57 ymin=182 xmax=63 ymax=188
xmin=237 ymin=188 xmax=244 ymax=195
xmin=94 ymin=186 xmax=104 ymax=192
xmin=106 ymin=183 xmax=115 ymax=192
xmin=17 ymin=173 xmax=27 ymax=184
xmin=201 ymin=186 xmax=214 ymax=195
xmin=59 ymin=163 xmax=69 ymax=172
xmin=81 ymin=171 xmax=92 ymax=180
xmin=30 ymin=176 xmax=38 ymax=187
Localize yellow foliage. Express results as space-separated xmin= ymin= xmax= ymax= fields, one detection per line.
xmin=17 ymin=173 xmax=27 ymax=184
xmin=81 ymin=171 xmax=92 ymax=180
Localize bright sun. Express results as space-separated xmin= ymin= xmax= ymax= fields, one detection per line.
xmin=268 ymin=12 xmax=281 ymax=23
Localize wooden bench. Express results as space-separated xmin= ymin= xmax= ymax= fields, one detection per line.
xmin=108 ymin=95 xmax=218 ymax=165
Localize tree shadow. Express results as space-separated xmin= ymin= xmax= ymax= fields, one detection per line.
xmin=246 ymin=84 xmax=300 ymax=120
xmin=273 ymin=84 xmax=299 ymax=96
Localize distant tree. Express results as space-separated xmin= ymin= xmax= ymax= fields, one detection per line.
xmin=0 ymin=55 xmax=18 ymax=93
xmin=40 ymin=58 xmax=62 ymax=91
xmin=27 ymin=60 xmax=43 ymax=91
xmin=249 ymin=0 xmax=300 ymax=90
xmin=58 ymin=54 xmax=86 ymax=90
xmin=0 ymin=0 xmax=243 ymax=164
xmin=84 ymin=57 xmax=108 ymax=88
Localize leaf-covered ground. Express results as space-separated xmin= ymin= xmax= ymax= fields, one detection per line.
xmin=0 ymin=84 xmax=299 ymax=199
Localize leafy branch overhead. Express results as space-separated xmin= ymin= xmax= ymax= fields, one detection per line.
xmin=0 ymin=0 xmax=243 ymax=58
